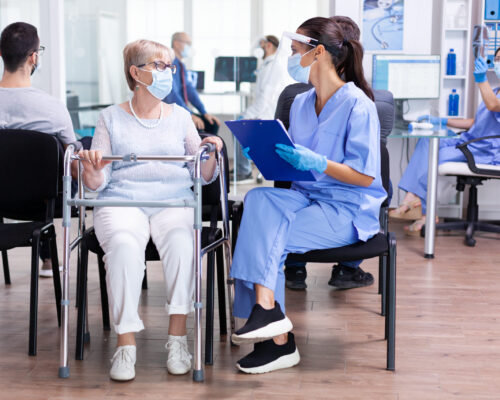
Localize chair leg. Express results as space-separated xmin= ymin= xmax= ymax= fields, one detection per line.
xmin=48 ymin=227 xmax=62 ymax=326
xmin=29 ymin=230 xmax=41 ymax=356
xmin=380 ymin=254 xmax=387 ymax=317
xmin=2 ymin=250 xmax=10 ymax=285
xmin=97 ymin=254 xmax=111 ymax=331
xmin=76 ymin=238 xmax=90 ymax=360
xmin=205 ymin=250 xmax=215 ymax=365
xmin=142 ymin=267 xmax=148 ymax=290
xmin=216 ymin=245 xmax=227 ymax=336
xmin=386 ymin=233 xmax=397 ymax=371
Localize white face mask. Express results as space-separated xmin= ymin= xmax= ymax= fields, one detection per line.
xmin=181 ymin=44 xmax=192 ymax=59
xmin=494 ymin=61 xmax=500 ymax=80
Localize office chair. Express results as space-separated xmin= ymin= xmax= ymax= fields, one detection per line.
xmin=437 ymin=135 xmax=500 ymax=247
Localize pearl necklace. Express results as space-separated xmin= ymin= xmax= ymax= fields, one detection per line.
xmin=129 ymin=98 xmax=163 ymax=129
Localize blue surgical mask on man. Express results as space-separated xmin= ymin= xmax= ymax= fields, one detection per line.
xmin=137 ymin=68 xmax=173 ymax=99
xmin=287 ymin=48 xmax=315 ymax=84
xmin=181 ymin=44 xmax=192 ymax=59
xmin=494 ymin=62 xmax=500 ymax=80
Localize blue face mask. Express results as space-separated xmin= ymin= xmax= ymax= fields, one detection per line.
xmin=181 ymin=44 xmax=192 ymax=59
xmin=494 ymin=62 xmax=500 ymax=80
xmin=137 ymin=68 xmax=173 ymax=99
xmin=287 ymin=49 xmax=315 ymax=84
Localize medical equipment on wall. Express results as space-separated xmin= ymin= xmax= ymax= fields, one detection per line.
xmin=364 ymin=0 xmax=404 ymax=49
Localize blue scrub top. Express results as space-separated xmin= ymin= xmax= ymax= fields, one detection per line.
xmin=449 ymin=88 xmax=500 ymax=165
xmin=288 ymin=82 xmax=387 ymax=241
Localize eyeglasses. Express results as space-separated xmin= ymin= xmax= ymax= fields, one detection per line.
xmin=31 ymin=45 xmax=45 ymax=56
xmin=137 ymin=61 xmax=176 ymax=74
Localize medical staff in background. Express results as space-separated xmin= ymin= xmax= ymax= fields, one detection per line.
xmin=164 ymin=32 xmax=220 ymax=134
xmin=233 ymin=35 xmax=289 ymax=184
xmin=389 ymin=47 xmax=500 ymax=235
xmin=229 ymin=17 xmax=386 ymax=374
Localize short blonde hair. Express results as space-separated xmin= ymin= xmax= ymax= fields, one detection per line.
xmin=123 ymin=39 xmax=174 ymax=91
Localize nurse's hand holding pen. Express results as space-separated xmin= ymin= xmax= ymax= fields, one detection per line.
xmin=275 ymin=143 xmax=374 ymax=187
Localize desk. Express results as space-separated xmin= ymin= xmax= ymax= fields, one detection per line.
xmin=389 ymin=128 xmax=457 ymax=258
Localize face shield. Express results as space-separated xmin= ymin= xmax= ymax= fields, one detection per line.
xmin=271 ymin=31 xmax=319 ymax=84
xmin=472 ymin=24 xmax=489 ymax=60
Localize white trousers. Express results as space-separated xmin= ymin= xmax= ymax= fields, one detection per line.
xmin=94 ymin=207 xmax=194 ymax=335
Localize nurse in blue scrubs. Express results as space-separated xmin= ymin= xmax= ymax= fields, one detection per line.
xmin=390 ymin=48 xmax=500 ymax=235
xmin=229 ymin=17 xmax=386 ymax=374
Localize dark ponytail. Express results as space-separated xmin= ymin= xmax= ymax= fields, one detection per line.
xmin=298 ymin=17 xmax=374 ymax=101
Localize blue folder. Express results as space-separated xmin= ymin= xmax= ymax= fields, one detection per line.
xmin=225 ymin=119 xmax=316 ymax=181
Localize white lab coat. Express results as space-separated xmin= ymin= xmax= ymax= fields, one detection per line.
xmin=242 ymin=54 xmax=291 ymax=120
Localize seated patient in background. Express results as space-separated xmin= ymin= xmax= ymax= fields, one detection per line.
xmin=389 ymin=47 xmax=500 ymax=236
xmin=79 ymin=39 xmax=222 ymax=381
xmin=0 ymin=22 xmax=78 ymax=278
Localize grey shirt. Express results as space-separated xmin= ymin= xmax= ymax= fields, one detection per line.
xmin=0 ymin=86 xmax=76 ymax=144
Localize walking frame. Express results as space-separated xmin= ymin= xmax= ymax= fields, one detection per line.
xmin=58 ymin=143 xmax=234 ymax=382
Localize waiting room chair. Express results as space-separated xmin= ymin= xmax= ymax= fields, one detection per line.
xmin=75 ymin=135 xmax=232 ymax=365
xmin=0 ymin=129 xmax=63 ymax=356
xmin=437 ymin=135 xmax=500 ymax=247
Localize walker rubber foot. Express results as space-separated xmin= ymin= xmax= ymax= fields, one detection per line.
xmin=424 ymin=253 xmax=434 ymax=259
xmin=58 ymin=366 xmax=70 ymax=378
xmin=193 ymin=369 xmax=204 ymax=382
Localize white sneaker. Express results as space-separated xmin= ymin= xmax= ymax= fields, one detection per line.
xmin=110 ymin=345 xmax=136 ymax=381
xmin=39 ymin=259 xmax=63 ymax=278
xmin=165 ymin=335 xmax=192 ymax=375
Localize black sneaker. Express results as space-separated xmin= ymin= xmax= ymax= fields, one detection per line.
xmin=231 ymin=302 xmax=293 ymax=345
xmin=236 ymin=332 xmax=300 ymax=374
xmin=285 ymin=266 xmax=307 ymax=290
xmin=328 ymin=264 xmax=374 ymax=289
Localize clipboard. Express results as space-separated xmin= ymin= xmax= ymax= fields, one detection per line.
xmin=225 ymin=119 xmax=316 ymax=181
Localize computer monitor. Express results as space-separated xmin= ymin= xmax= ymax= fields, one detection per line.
xmin=214 ymin=56 xmax=258 ymax=91
xmin=372 ymin=54 xmax=441 ymax=127
xmin=187 ymin=70 xmax=205 ymax=91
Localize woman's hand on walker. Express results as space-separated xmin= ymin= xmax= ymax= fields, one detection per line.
xmin=77 ymin=150 xmax=111 ymax=174
xmin=200 ymin=136 xmax=223 ymax=153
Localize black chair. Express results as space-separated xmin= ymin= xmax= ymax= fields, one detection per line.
xmin=0 ymin=129 xmax=63 ymax=356
xmin=437 ymin=135 xmax=500 ymax=247
xmin=75 ymin=136 xmax=231 ymax=365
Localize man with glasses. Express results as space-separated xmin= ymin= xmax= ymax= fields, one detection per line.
xmin=165 ymin=32 xmax=220 ymax=134
xmin=0 ymin=22 xmax=78 ymax=278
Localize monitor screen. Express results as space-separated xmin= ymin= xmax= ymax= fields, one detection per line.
xmin=214 ymin=56 xmax=257 ymax=83
xmin=372 ymin=55 xmax=441 ymax=99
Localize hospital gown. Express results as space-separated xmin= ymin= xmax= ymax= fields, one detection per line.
xmin=399 ymin=89 xmax=500 ymax=214
xmin=230 ymin=82 xmax=387 ymax=318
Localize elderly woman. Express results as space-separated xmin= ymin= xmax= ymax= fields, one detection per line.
xmin=78 ymin=40 xmax=222 ymax=381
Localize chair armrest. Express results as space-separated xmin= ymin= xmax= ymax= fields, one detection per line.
xmin=456 ymin=135 xmax=500 ymax=177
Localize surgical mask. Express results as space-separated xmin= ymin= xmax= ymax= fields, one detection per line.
xmin=494 ymin=62 xmax=500 ymax=79
xmin=287 ymin=49 xmax=315 ymax=84
xmin=253 ymin=47 xmax=265 ymax=59
xmin=181 ymin=44 xmax=192 ymax=59
xmin=30 ymin=53 xmax=41 ymax=76
xmin=136 ymin=68 xmax=173 ymax=99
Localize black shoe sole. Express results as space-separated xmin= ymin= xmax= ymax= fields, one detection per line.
xmin=328 ymin=278 xmax=374 ymax=289
xmin=285 ymin=280 xmax=307 ymax=290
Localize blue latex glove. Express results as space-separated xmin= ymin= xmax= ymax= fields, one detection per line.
xmin=275 ymin=143 xmax=327 ymax=173
xmin=416 ymin=115 xmax=448 ymax=126
xmin=242 ymin=146 xmax=251 ymax=160
xmin=474 ymin=56 xmax=488 ymax=83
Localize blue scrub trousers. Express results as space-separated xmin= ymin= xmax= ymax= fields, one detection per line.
xmin=399 ymin=137 xmax=466 ymax=214
xmin=231 ymin=187 xmax=359 ymax=319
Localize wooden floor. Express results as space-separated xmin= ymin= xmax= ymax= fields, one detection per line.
xmin=2 ymin=216 xmax=500 ymax=399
